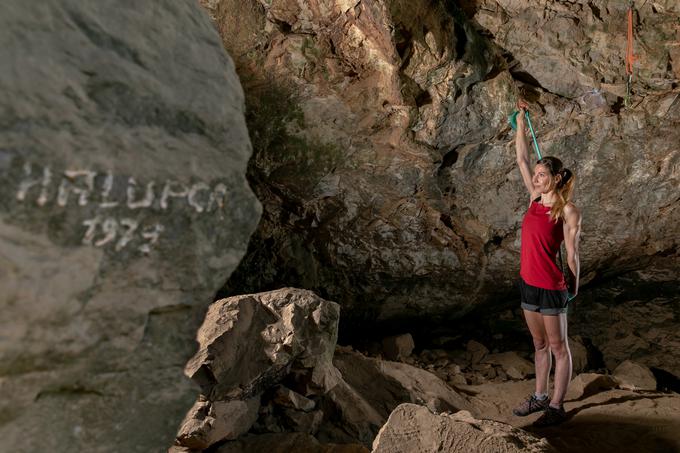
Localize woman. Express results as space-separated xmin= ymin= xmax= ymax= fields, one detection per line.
xmin=511 ymin=100 xmax=582 ymax=427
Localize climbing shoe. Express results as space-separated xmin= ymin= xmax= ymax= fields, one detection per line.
xmin=533 ymin=405 xmax=568 ymax=427
xmin=512 ymin=394 xmax=550 ymax=417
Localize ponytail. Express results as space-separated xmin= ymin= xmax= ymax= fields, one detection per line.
xmin=551 ymin=168 xmax=575 ymax=222
xmin=536 ymin=157 xmax=576 ymax=223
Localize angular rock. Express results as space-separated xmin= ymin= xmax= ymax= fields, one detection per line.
xmin=448 ymin=374 xmax=468 ymax=386
xmin=282 ymin=408 xmax=324 ymax=434
xmin=482 ymin=351 xmax=534 ymax=379
xmin=447 ymin=349 xmax=470 ymax=368
xmin=506 ymin=367 xmax=524 ymax=381
xmin=184 ymin=288 xmax=341 ymax=401
xmin=0 ymin=1 xmax=260 ymax=451
xmin=178 ymin=288 xmax=340 ymax=449
xmin=381 ymin=333 xmax=415 ymax=361
xmin=273 ymin=385 xmax=316 ymax=411
xmin=613 ymin=360 xmax=657 ymax=391
xmin=466 ymin=340 xmax=490 ymax=365
xmin=319 ymin=371 xmax=387 ymax=446
xmin=168 ymin=447 xmax=194 ymax=453
xmin=565 ymin=373 xmax=618 ymax=401
xmin=471 ymin=363 xmax=492 ymax=373
xmin=252 ymin=403 xmax=285 ymax=434
xmin=371 ymin=404 xmax=556 ymax=453
xmin=176 ymin=396 xmax=260 ymax=450
xmin=319 ymin=349 xmax=473 ymax=446
xmin=445 ymin=364 xmax=462 ymax=375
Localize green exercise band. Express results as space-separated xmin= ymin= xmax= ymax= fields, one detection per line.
xmin=508 ymin=110 xmax=543 ymax=160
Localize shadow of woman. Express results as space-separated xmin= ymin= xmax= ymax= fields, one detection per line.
xmin=523 ymin=394 xmax=679 ymax=453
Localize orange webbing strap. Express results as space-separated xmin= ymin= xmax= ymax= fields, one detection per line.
xmin=626 ymin=5 xmax=636 ymax=75
xmin=625 ymin=2 xmax=636 ymax=106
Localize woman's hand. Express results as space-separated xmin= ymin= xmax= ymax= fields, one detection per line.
xmin=516 ymin=99 xmax=530 ymax=134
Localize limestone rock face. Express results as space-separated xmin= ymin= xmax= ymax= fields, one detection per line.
xmin=0 ymin=1 xmax=260 ymax=451
xmin=204 ymin=0 xmax=680 ymax=331
xmin=371 ymin=403 xmax=556 ymax=453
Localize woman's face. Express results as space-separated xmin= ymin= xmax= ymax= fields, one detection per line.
xmin=532 ymin=164 xmax=558 ymax=194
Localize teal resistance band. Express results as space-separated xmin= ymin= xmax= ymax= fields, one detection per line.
xmin=508 ymin=110 xmax=543 ymax=160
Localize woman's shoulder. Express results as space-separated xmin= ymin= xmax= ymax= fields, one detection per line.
xmin=562 ymin=202 xmax=581 ymax=221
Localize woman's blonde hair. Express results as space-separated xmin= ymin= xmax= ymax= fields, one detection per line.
xmin=537 ymin=156 xmax=575 ymax=222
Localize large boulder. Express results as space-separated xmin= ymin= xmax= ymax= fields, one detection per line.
xmin=183 ymin=288 xmax=341 ymax=400
xmin=176 ymin=288 xmax=341 ymax=449
xmin=204 ymin=0 xmax=680 ymax=334
xmin=613 ymin=360 xmax=657 ymax=392
xmin=371 ymin=403 xmax=556 ymax=453
xmin=0 ymin=1 xmax=260 ymax=451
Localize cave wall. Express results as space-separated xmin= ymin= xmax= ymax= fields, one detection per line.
xmin=203 ymin=0 xmax=679 ymax=331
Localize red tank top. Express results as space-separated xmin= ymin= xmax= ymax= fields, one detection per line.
xmin=520 ymin=199 xmax=567 ymax=290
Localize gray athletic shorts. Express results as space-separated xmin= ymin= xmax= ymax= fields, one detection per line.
xmin=518 ymin=278 xmax=569 ymax=315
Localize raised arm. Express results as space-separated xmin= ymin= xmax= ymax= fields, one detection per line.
xmin=515 ymin=100 xmax=537 ymax=198
xmin=563 ymin=203 xmax=582 ymax=296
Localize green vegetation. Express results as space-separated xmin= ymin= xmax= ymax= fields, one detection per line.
xmin=244 ymin=76 xmax=343 ymax=194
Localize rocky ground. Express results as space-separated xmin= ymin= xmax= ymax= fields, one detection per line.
xmin=469 ymin=380 xmax=680 ymax=453
xmin=352 ymin=331 xmax=680 ymax=452
xmin=381 ymin=341 xmax=680 ymax=453
xmin=171 ymin=288 xmax=680 ymax=453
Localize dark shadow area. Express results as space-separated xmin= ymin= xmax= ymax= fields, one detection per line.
xmin=651 ymin=367 xmax=680 ymax=394
xmin=564 ymin=393 xmax=669 ymax=417
xmin=525 ymin=414 xmax=680 ymax=453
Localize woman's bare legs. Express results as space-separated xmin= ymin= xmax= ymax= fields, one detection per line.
xmin=523 ymin=310 xmax=551 ymax=394
xmin=542 ymin=313 xmax=572 ymax=407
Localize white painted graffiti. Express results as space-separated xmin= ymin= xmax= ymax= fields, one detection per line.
xmin=15 ymin=163 xmax=228 ymax=253
xmin=82 ymin=217 xmax=164 ymax=254
xmin=16 ymin=163 xmax=228 ymax=212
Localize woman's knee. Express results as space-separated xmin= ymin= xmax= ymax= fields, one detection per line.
xmin=532 ymin=337 xmax=548 ymax=351
xmin=549 ymin=340 xmax=570 ymax=358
